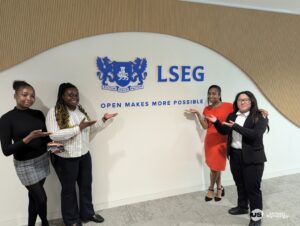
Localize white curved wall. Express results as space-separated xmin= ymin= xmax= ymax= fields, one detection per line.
xmin=0 ymin=32 xmax=299 ymax=226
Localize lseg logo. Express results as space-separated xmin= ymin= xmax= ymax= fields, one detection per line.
xmin=96 ymin=57 xmax=205 ymax=93
xmin=96 ymin=56 xmax=147 ymax=93
xmin=157 ymin=65 xmax=204 ymax=82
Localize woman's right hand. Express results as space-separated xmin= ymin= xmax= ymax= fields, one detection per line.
xmin=23 ymin=130 xmax=52 ymax=144
xmin=185 ymin=108 xmax=201 ymax=116
xmin=186 ymin=108 xmax=208 ymax=129
xmin=79 ymin=118 xmax=97 ymax=131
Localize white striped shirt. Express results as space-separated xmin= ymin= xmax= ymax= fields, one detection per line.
xmin=46 ymin=106 xmax=112 ymax=158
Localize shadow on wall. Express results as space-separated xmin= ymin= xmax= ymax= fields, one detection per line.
xmin=33 ymin=97 xmax=49 ymax=116
xmin=32 ymin=97 xmax=62 ymax=219
xmin=184 ymin=111 xmax=208 ymax=190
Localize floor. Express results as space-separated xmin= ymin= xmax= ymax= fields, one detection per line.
xmin=48 ymin=173 xmax=300 ymax=226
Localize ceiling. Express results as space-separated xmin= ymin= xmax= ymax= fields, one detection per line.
xmin=183 ymin=0 xmax=300 ymax=15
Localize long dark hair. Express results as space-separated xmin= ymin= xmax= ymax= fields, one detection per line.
xmin=55 ymin=83 xmax=90 ymax=129
xmin=233 ymin=91 xmax=269 ymax=131
xmin=207 ymin=85 xmax=222 ymax=105
xmin=13 ymin=80 xmax=34 ymax=93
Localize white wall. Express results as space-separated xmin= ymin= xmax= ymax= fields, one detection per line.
xmin=0 ymin=32 xmax=299 ymax=226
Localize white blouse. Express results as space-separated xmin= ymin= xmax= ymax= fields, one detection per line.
xmin=46 ymin=106 xmax=112 ymax=158
xmin=231 ymin=111 xmax=249 ymax=149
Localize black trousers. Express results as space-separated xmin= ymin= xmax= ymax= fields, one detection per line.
xmin=51 ymin=152 xmax=95 ymax=225
xmin=229 ymin=148 xmax=264 ymax=212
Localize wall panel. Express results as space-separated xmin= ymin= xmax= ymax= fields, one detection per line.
xmin=1 ymin=0 xmax=299 ymax=126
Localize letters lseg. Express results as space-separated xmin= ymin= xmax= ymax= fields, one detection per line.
xmin=96 ymin=57 xmax=205 ymax=93
xmin=157 ymin=65 xmax=205 ymax=82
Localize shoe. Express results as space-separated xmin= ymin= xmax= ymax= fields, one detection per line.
xmin=205 ymin=188 xmax=214 ymax=201
xmin=228 ymin=206 xmax=249 ymax=215
xmin=83 ymin=214 xmax=104 ymax=223
xmin=214 ymin=186 xmax=225 ymax=201
xmin=249 ymin=219 xmax=262 ymax=226
xmin=221 ymin=186 xmax=225 ymax=196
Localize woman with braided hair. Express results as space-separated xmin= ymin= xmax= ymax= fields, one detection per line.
xmin=46 ymin=83 xmax=117 ymax=226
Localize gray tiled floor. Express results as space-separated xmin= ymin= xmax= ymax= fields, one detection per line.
xmin=49 ymin=173 xmax=300 ymax=226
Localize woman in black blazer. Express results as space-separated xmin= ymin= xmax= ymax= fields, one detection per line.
xmin=206 ymin=91 xmax=269 ymax=226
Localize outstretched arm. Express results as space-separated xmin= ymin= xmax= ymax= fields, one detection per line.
xmin=90 ymin=112 xmax=118 ymax=132
xmin=186 ymin=108 xmax=208 ymax=129
xmin=0 ymin=116 xmax=50 ymax=156
xmin=232 ymin=116 xmax=268 ymax=141
xmin=206 ymin=114 xmax=231 ymax=135
xmin=46 ymin=108 xmax=80 ymax=141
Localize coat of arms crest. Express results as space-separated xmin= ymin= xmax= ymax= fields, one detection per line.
xmin=96 ymin=57 xmax=147 ymax=93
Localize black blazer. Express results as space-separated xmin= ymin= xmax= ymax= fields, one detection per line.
xmin=214 ymin=112 xmax=268 ymax=165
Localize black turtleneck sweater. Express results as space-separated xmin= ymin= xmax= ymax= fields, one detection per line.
xmin=0 ymin=107 xmax=50 ymax=161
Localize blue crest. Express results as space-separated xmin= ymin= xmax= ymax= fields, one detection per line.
xmin=96 ymin=57 xmax=147 ymax=93
xmin=113 ymin=62 xmax=132 ymax=87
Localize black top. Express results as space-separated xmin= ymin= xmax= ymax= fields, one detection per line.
xmin=213 ymin=112 xmax=268 ymax=165
xmin=0 ymin=107 xmax=50 ymax=161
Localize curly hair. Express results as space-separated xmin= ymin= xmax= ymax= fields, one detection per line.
xmin=55 ymin=83 xmax=90 ymax=129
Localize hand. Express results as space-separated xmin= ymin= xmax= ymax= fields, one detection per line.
xmin=102 ymin=113 xmax=118 ymax=122
xmin=23 ymin=130 xmax=52 ymax=144
xmin=185 ymin=108 xmax=201 ymax=118
xmin=185 ymin=108 xmax=200 ymax=114
xmin=259 ymin=108 xmax=269 ymax=118
xmin=222 ymin=120 xmax=235 ymax=127
xmin=205 ymin=114 xmax=217 ymax=123
xmin=79 ymin=118 xmax=97 ymax=131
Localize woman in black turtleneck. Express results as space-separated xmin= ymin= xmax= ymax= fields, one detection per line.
xmin=0 ymin=81 xmax=51 ymax=226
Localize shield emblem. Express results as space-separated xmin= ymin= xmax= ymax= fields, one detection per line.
xmin=112 ymin=62 xmax=132 ymax=87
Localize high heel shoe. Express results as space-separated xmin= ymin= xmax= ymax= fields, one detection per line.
xmin=214 ymin=186 xmax=225 ymax=201
xmin=205 ymin=188 xmax=214 ymax=201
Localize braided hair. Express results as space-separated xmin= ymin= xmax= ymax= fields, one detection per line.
xmin=55 ymin=83 xmax=90 ymax=129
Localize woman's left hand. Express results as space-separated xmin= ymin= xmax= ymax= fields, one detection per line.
xmin=259 ymin=108 xmax=269 ymax=118
xmin=222 ymin=120 xmax=235 ymax=127
xmin=102 ymin=113 xmax=118 ymax=122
